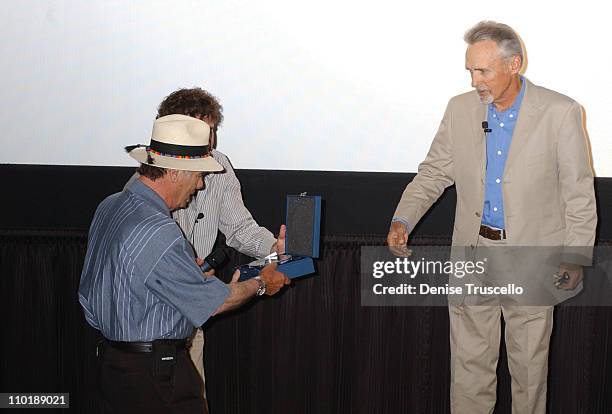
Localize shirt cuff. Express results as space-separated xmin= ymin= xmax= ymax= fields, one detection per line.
xmin=258 ymin=235 xmax=277 ymax=258
xmin=392 ymin=217 xmax=414 ymax=234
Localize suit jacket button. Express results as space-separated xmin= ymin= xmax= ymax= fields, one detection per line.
xmin=475 ymin=212 xmax=481 ymax=217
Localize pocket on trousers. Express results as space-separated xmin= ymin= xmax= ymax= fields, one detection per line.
xmin=100 ymin=362 xmax=169 ymax=410
xmin=166 ymin=352 xmax=204 ymax=406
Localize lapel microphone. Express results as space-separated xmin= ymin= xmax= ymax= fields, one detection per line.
xmin=188 ymin=212 xmax=228 ymax=273
xmin=190 ymin=213 xmax=205 ymax=244
xmin=482 ymin=121 xmax=492 ymax=170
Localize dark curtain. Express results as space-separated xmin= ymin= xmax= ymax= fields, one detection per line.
xmin=0 ymin=230 xmax=99 ymax=413
xmin=1 ymin=230 xmax=611 ymax=413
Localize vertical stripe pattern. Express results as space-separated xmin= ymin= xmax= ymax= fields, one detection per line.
xmin=173 ymin=150 xmax=276 ymax=258
xmin=79 ymin=179 xmax=229 ymax=341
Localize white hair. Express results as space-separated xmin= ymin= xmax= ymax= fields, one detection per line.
xmin=464 ymin=21 xmax=523 ymax=63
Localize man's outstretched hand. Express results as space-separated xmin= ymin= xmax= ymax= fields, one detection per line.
xmin=387 ymin=221 xmax=412 ymax=257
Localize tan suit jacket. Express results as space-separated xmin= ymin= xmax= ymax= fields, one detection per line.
xmin=394 ymin=79 xmax=596 ymax=258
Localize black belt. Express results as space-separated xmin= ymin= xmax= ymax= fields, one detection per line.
xmin=479 ymin=224 xmax=506 ymax=240
xmin=107 ymin=339 xmax=190 ymax=354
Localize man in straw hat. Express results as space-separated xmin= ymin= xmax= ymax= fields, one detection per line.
xmin=79 ymin=114 xmax=289 ymax=413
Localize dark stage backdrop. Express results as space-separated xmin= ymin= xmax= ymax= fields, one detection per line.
xmin=1 ymin=164 xmax=611 ymax=413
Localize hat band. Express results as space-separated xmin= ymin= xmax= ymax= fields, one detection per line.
xmin=150 ymin=139 xmax=209 ymax=157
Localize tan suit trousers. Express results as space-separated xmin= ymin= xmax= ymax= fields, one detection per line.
xmin=188 ymin=327 xmax=207 ymax=411
xmin=449 ymin=236 xmax=554 ymax=414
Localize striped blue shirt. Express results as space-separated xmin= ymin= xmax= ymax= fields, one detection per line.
xmin=78 ymin=179 xmax=230 ymax=341
xmin=482 ymin=77 xmax=526 ymax=229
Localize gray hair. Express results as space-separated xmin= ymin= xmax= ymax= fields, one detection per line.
xmin=464 ymin=21 xmax=523 ymax=63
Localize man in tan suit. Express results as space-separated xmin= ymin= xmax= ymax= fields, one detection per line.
xmin=388 ymin=21 xmax=596 ymax=413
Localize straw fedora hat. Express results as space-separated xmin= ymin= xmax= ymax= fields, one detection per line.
xmin=126 ymin=114 xmax=223 ymax=172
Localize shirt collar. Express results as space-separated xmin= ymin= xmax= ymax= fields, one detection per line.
xmin=489 ymin=76 xmax=526 ymax=115
xmin=127 ymin=178 xmax=171 ymax=216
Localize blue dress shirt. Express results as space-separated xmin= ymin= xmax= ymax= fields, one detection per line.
xmin=481 ymin=77 xmax=526 ymax=229
xmin=79 ymin=179 xmax=230 ymax=341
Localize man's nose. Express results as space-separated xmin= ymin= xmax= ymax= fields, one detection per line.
xmin=471 ymin=73 xmax=482 ymax=88
xmin=196 ymin=176 xmax=204 ymax=190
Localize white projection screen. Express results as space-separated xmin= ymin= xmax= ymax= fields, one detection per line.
xmin=1 ymin=0 xmax=611 ymax=175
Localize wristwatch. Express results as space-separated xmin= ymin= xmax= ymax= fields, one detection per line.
xmin=254 ymin=276 xmax=266 ymax=296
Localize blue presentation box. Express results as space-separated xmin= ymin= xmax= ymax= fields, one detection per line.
xmin=238 ymin=194 xmax=321 ymax=281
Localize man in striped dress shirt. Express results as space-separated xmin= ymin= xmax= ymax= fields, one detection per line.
xmin=79 ymin=114 xmax=289 ymax=413
xmin=156 ymin=88 xmax=286 ymax=404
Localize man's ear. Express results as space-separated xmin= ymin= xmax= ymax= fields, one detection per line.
xmin=509 ymin=55 xmax=522 ymax=75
